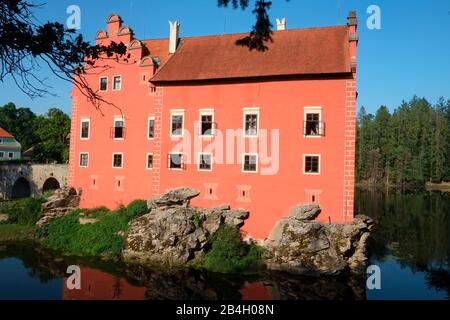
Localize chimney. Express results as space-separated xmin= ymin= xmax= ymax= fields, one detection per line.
xmin=276 ymin=18 xmax=286 ymax=31
xmin=347 ymin=11 xmax=358 ymax=72
xmin=169 ymin=21 xmax=180 ymax=54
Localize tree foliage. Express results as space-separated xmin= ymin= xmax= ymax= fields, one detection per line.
xmin=33 ymin=108 xmax=71 ymax=163
xmin=356 ymin=97 xmax=450 ymax=186
xmin=0 ymin=101 xmax=37 ymax=149
xmin=0 ymin=0 xmax=129 ymax=108
xmin=0 ymin=102 xmax=70 ymax=163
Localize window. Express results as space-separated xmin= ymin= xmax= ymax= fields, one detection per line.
xmin=198 ymin=153 xmax=212 ymax=171
xmin=79 ymin=153 xmax=89 ymax=167
xmin=203 ymin=183 xmax=218 ymax=200
xmin=243 ymin=108 xmax=259 ymax=137
xmin=304 ymin=107 xmax=324 ymax=137
xmin=148 ymin=117 xmax=155 ymax=139
xmin=113 ymin=75 xmax=122 ymax=91
xmin=112 ymin=153 xmax=123 ymax=168
xmin=146 ymin=153 xmax=153 ymax=169
xmin=199 ymin=110 xmax=215 ymax=136
xmin=170 ymin=110 xmax=184 ymax=137
xmin=8 ymin=152 xmax=14 ymax=159
xmin=80 ymin=119 xmax=90 ymax=139
xmin=242 ymin=154 xmax=258 ymax=173
xmin=237 ymin=185 xmax=252 ymax=203
xmin=304 ymin=155 xmax=320 ymax=174
xmin=0 ymin=139 xmax=3 ymax=144
xmin=99 ymin=77 xmax=108 ymax=91
xmin=0 ymin=152 xmax=4 ymax=158
xmin=168 ymin=153 xmax=184 ymax=170
xmin=113 ymin=117 xmax=125 ymax=139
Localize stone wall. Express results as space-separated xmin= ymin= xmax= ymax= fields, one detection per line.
xmin=0 ymin=164 xmax=68 ymax=200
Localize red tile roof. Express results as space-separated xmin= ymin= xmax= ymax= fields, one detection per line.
xmin=151 ymin=26 xmax=351 ymax=83
xmin=142 ymin=38 xmax=171 ymax=67
xmin=0 ymin=127 xmax=14 ymax=138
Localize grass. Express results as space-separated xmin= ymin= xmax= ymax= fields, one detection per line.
xmin=0 ymin=197 xmax=45 ymax=226
xmin=36 ymin=200 xmax=148 ymax=259
xmin=38 ymin=211 xmax=128 ymax=258
xmin=0 ymin=224 xmax=34 ymax=241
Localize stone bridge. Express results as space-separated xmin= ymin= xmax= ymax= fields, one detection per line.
xmin=0 ymin=164 xmax=68 ymax=200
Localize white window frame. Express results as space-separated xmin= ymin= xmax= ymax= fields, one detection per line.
xmin=198 ymin=152 xmax=213 ymax=172
xmin=0 ymin=138 xmax=3 ymax=144
xmin=242 ymin=153 xmax=259 ymax=173
xmin=112 ymin=75 xmax=122 ymax=91
xmin=170 ymin=109 xmax=185 ymax=138
xmin=199 ymin=109 xmax=215 ymax=137
xmin=168 ymin=152 xmax=184 ymax=171
xmin=303 ymin=154 xmax=321 ymax=175
xmin=147 ymin=116 xmax=155 ymax=140
xmin=113 ymin=116 xmax=125 ymax=140
xmin=99 ymin=76 xmax=108 ymax=92
xmin=0 ymin=151 xmax=4 ymax=158
xmin=243 ymin=108 xmax=260 ymax=138
xmin=112 ymin=152 xmax=124 ymax=169
xmin=146 ymin=153 xmax=154 ymax=170
xmin=8 ymin=152 xmax=14 ymax=159
xmin=80 ymin=118 xmax=90 ymax=140
xmin=79 ymin=152 xmax=89 ymax=168
xmin=304 ymin=106 xmax=323 ymax=138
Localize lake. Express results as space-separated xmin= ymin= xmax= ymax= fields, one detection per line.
xmin=0 ymin=189 xmax=449 ymax=300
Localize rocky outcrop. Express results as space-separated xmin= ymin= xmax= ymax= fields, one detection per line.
xmin=147 ymin=188 xmax=200 ymax=210
xmin=264 ymin=204 xmax=375 ymax=276
xmin=0 ymin=214 xmax=8 ymax=223
xmin=123 ymin=188 xmax=249 ymax=265
xmin=36 ymin=187 xmax=80 ymax=227
xmin=289 ymin=204 xmax=322 ymax=221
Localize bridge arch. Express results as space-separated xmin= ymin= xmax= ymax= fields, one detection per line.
xmin=42 ymin=177 xmax=61 ymax=193
xmin=11 ymin=177 xmax=31 ymax=199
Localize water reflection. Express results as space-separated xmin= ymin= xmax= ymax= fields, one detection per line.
xmin=356 ymin=189 xmax=450 ymax=299
xmin=1 ymin=189 xmax=449 ymax=300
xmin=0 ymin=242 xmax=365 ymax=300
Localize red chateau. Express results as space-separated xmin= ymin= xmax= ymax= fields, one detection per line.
xmin=69 ymin=12 xmax=359 ymax=239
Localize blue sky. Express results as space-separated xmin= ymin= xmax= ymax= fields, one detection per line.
xmin=0 ymin=0 xmax=449 ymax=115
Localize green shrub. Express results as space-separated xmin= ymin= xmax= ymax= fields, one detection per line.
xmin=191 ymin=210 xmax=202 ymax=230
xmin=125 ymin=200 xmax=148 ymax=220
xmin=42 ymin=190 xmax=55 ymax=200
xmin=0 ymin=198 xmax=44 ymax=226
xmin=203 ymin=225 xmax=264 ymax=274
xmin=41 ymin=211 xmax=128 ymax=258
xmin=81 ymin=207 xmax=110 ymax=219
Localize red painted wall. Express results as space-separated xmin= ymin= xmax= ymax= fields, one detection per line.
xmin=156 ymin=78 xmax=350 ymax=239
xmin=63 ymin=268 xmax=146 ymax=300
xmin=69 ymin=14 xmax=357 ymax=240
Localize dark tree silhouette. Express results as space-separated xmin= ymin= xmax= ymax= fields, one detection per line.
xmin=219 ymin=0 xmax=275 ymax=51
xmin=0 ymin=0 xmax=129 ymax=109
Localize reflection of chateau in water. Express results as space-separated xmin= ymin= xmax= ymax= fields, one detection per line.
xmin=62 ymin=266 xmax=365 ymax=300
xmin=63 ymin=268 xmax=146 ymax=300
xmin=4 ymin=189 xmax=450 ymax=302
